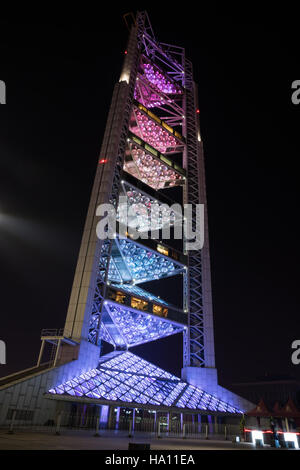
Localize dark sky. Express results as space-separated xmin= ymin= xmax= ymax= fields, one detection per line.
xmin=0 ymin=8 xmax=299 ymax=386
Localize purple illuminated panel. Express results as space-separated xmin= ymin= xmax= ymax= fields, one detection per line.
xmin=134 ymin=58 xmax=183 ymax=109
xmin=134 ymin=82 xmax=168 ymax=109
xmin=142 ymin=62 xmax=183 ymax=95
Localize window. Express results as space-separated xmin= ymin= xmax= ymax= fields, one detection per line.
xmin=153 ymin=304 xmax=168 ymax=318
xmin=109 ymin=290 xmax=126 ymax=304
xmin=157 ymin=244 xmax=169 ymax=256
xmin=131 ymin=297 xmax=148 ymax=311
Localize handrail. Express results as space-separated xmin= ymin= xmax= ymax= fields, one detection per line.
xmin=41 ymin=328 xmax=73 ymax=338
xmin=0 ymin=361 xmax=54 ymax=388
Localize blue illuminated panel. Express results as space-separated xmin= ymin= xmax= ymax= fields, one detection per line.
xmin=101 ymin=303 xmax=184 ymax=347
xmin=117 ymin=239 xmax=183 ymax=283
xmin=91 ymin=238 xmax=186 ymax=349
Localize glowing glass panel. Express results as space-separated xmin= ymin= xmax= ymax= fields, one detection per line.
xmin=48 ymin=351 xmax=243 ymax=414
xmin=117 ymin=239 xmax=183 ymax=283
xmin=124 ymin=146 xmax=183 ymax=190
xmin=103 ymin=304 xmax=181 ymax=346
xmin=131 ymin=110 xmax=178 ymax=153
xmin=118 ymin=186 xmax=180 ymax=232
xmin=142 ymin=62 xmax=183 ymax=95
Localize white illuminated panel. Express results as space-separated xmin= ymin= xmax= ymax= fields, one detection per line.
xmin=251 ymin=430 xmax=264 ymax=446
xmin=284 ymin=432 xmax=299 ymax=449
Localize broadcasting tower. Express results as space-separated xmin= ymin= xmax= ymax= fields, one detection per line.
xmin=0 ymin=12 xmax=251 ymax=427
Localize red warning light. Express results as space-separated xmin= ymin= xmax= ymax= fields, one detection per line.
xmin=99 ymin=158 xmax=108 ymax=164
xmin=196 ymin=109 xmax=200 ymax=114
xmin=124 ymin=50 xmax=128 ymax=55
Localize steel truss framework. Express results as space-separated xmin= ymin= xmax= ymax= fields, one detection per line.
xmin=135 ymin=13 xmax=209 ymax=368
xmin=87 ymin=10 xmax=210 ymax=375
xmin=184 ymin=59 xmax=206 ymax=367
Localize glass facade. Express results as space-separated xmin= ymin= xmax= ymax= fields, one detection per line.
xmin=48 ymin=351 xmax=242 ymax=414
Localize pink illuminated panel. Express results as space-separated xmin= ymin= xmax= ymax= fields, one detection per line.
xmin=124 ymin=145 xmax=183 ymax=190
xmin=131 ymin=110 xmax=177 ymax=153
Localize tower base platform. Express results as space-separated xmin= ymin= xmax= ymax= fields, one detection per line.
xmin=181 ymin=367 xmax=253 ymax=413
xmin=45 ymin=351 xmax=244 ymax=415
xmin=0 ymin=347 xmax=252 ymax=426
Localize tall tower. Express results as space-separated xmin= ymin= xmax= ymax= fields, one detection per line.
xmin=0 ymin=12 xmax=251 ymax=425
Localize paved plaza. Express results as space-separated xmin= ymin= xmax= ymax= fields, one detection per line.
xmin=0 ymin=429 xmax=268 ymax=450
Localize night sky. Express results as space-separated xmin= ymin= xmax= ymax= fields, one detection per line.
xmin=0 ymin=8 xmax=299 ymax=388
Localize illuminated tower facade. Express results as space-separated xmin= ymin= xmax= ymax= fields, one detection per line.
xmin=0 ymin=12 xmax=251 ymax=425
